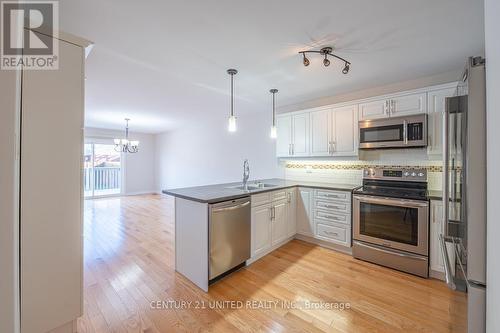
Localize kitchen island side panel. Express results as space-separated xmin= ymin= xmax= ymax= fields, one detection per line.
xmin=175 ymin=197 xmax=209 ymax=292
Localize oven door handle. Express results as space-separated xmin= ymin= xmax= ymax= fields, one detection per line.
xmin=353 ymin=195 xmax=428 ymax=208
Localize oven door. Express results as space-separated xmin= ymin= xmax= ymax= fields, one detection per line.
xmin=353 ymin=195 xmax=429 ymax=256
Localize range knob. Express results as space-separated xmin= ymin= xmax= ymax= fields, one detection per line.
xmin=404 ymin=171 xmax=410 ymax=177
xmin=418 ymin=172 xmax=425 ymax=177
xmin=364 ymin=170 xmax=369 ymax=176
xmin=411 ymin=172 xmax=417 ymax=177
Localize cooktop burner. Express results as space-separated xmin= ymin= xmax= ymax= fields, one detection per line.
xmin=354 ymin=167 xmax=429 ymax=201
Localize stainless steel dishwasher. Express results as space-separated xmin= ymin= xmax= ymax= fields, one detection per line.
xmin=209 ymin=197 xmax=251 ymax=281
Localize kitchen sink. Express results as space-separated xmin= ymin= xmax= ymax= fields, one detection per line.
xmin=230 ymin=185 xmax=260 ymax=191
xmin=254 ymin=183 xmax=278 ymax=188
xmin=227 ymin=183 xmax=278 ymax=191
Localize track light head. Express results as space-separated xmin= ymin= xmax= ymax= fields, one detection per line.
xmin=323 ymin=56 xmax=330 ymax=67
xmin=302 ymin=54 xmax=310 ymax=67
xmin=342 ymin=63 xmax=350 ymax=74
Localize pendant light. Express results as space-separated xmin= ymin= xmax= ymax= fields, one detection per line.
xmin=227 ymin=69 xmax=238 ymax=132
xmin=270 ymin=89 xmax=278 ymax=139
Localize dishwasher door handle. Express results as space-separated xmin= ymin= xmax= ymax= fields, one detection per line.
xmin=212 ymin=201 xmax=250 ymax=213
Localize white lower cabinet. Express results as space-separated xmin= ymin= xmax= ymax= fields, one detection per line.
xmin=271 ymin=200 xmax=288 ymax=245
xmin=251 ymin=187 xmax=352 ymax=262
xmin=296 ymin=187 xmax=314 ymax=236
xmin=430 ymin=200 xmax=445 ymax=273
xmin=286 ymin=188 xmax=297 ymax=237
xmin=251 ymin=203 xmax=272 ymax=259
xmin=312 ymin=189 xmax=352 ymax=248
xmin=251 ymin=189 xmax=296 ymax=261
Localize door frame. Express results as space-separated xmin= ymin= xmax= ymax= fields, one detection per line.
xmin=83 ymin=138 xmax=125 ymax=199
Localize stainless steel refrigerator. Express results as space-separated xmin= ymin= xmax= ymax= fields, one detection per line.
xmin=440 ymin=56 xmax=486 ymax=332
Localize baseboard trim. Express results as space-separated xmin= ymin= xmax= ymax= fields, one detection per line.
xmin=124 ymin=191 xmax=157 ymax=196
xmin=429 ymin=269 xmax=445 ymax=281
xmin=295 ymin=234 xmax=353 ymax=255
xmin=246 ymin=236 xmax=295 ymax=265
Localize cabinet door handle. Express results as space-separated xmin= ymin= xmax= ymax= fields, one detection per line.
xmin=323 ymin=204 xmax=343 ymax=210
xmin=324 ymin=230 xmax=339 ymax=236
xmin=319 ymin=213 xmax=340 ymax=220
xmin=324 ymin=194 xmax=342 ymax=199
xmin=384 ymin=100 xmax=389 ymax=115
xmin=390 ymin=100 xmax=395 ymax=114
xmin=292 ymin=144 xmax=294 ymax=155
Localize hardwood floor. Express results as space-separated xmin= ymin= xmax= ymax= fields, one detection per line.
xmin=79 ymin=194 xmax=466 ymax=333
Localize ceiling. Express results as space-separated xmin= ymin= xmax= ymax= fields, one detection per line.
xmin=60 ymin=0 xmax=484 ymax=134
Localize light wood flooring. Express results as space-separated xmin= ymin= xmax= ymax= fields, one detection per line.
xmin=78 ymin=194 xmax=466 ymax=333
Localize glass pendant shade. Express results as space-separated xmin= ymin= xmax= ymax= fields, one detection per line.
xmin=228 ymin=115 xmax=237 ymax=132
xmin=270 ymin=126 xmax=277 ymax=138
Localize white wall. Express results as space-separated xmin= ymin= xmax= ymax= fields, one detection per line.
xmin=84 ymin=127 xmax=156 ymax=195
xmin=155 ymin=111 xmax=282 ymax=190
xmin=485 ymin=0 xmax=500 ymax=331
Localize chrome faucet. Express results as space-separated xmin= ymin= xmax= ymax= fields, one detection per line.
xmin=242 ymin=159 xmax=250 ymax=191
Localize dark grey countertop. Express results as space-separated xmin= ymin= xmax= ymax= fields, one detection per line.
xmin=162 ymin=178 xmax=360 ymax=204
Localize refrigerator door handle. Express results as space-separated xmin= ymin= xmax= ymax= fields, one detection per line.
xmin=439 ymin=234 xmax=456 ymax=290
xmin=443 ymin=104 xmax=450 ymax=237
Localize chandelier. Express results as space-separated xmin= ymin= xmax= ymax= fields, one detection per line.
xmin=114 ymin=118 xmax=139 ymax=153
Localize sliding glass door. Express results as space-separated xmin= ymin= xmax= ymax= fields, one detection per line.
xmin=84 ymin=143 xmax=121 ymax=198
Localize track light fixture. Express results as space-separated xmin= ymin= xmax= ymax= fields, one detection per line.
xmin=302 ymin=53 xmax=310 ymax=66
xmin=298 ymin=46 xmax=351 ymax=73
xmin=342 ymin=62 xmax=350 ymax=74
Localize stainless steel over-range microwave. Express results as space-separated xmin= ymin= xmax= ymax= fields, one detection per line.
xmin=359 ymin=114 xmax=427 ymax=149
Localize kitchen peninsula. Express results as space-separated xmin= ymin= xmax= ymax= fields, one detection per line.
xmin=163 ymin=178 xmax=358 ymax=291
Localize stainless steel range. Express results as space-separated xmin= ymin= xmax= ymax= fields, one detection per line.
xmin=352 ymin=167 xmax=429 ymax=277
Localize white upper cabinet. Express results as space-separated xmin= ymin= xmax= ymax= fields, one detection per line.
xmin=359 ymin=92 xmax=427 ymax=120
xmin=276 ymin=113 xmax=309 ymax=157
xmin=389 ymin=92 xmax=427 ymax=117
xmin=276 ymin=115 xmax=292 ymax=157
xmin=308 ymin=105 xmax=358 ymax=157
xmin=291 ymin=112 xmax=310 ymax=156
xmin=310 ymin=108 xmax=331 ymax=156
xmin=331 ymin=105 xmax=359 ymax=156
xmin=277 ymin=83 xmax=455 ymax=159
xmin=359 ymin=99 xmax=388 ymax=120
xmin=427 ymin=87 xmax=456 ymax=156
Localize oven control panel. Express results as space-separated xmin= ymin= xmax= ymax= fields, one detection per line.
xmin=363 ymin=168 xmax=427 ymax=182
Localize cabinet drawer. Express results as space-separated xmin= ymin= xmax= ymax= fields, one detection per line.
xmin=316 ymin=223 xmax=348 ymax=244
xmin=251 ymin=193 xmax=271 ymax=207
xmin=314 ymin=189 xmax=350 ymax=202
xmin=314 ymin=200 xmax=350 ymax=214
xmin=271 ymin=190 xmax=287 ymax=202
xmin=314 ymin=210 xmax=350 ymax=225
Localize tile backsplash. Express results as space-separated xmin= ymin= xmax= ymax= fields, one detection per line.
xmin=283 ymin=159 xmax=443 ymax=191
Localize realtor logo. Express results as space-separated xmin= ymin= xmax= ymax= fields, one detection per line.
xmin=1 ymin=1 xmax=59 ymax=70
